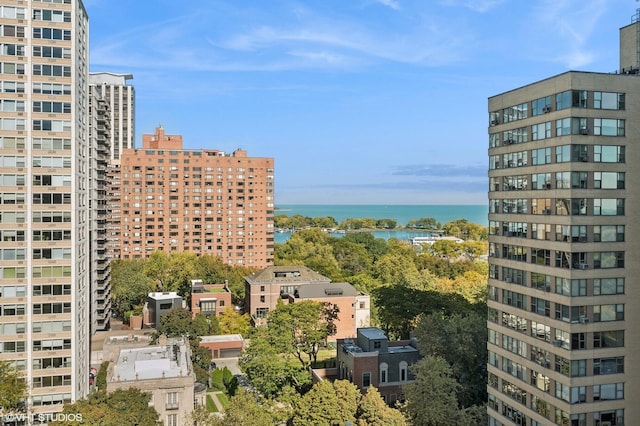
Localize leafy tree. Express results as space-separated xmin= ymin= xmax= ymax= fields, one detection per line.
xmin=95 ymin=361 xmax=108 ymax=391
xmin=430 ymin=239 xmax=463 ymax=259
xmin=269 ymin=300 xmax=339 ymax=369
xmin=311 ymin=216 xmax=339 ymax=228
xmin=375 ymin=218 xmax=397 ymax=229
xmin=217 ymin=306 xmax=251 ymax=337
xmin=373 ymin=286 xmax=476 ymax=339
xmin=331 ymin=239 xmax=374 ymax=277
xmin=143 ymin=250 xmax=170 ymax=291
xmin=460 ymin=240 xmax=488 ymax=260
xmin=154 ymin=308 xmax=213 ymax=384
xmin=0 ymin=361 xmax=26 ymax=412
xmin=292 ymin=380 xmax=344 ymax=426
xmin=110 ymin=259 xmax=155 ymax=318
xmin=356 ymin=386 xmax=407 ymax=426
xmin=406 ymin=217 xmax=440 ymax=230
xmin=240 ymin=328 xmax=309 ymax=397
xmin=218 ymin=388 xmax=274 ymax=426
xmin=333 ymin=380 xmax=361 ymax=424
xmin=53 ymin=389 xmax=160 ymax=426
xmin=275 ymin=229 xmax=342 ymax=280
xmin=443 ymin=219 xmax=487 ymax=241
xmin=372 ymin=251 xmax=421 ymax=288
xmin=412 ymin=311 xmax=488 ymax=407
xmin=402 ymin=356 xmax=474 ymax=426
xmin=339 ymin=232 xmax=389 ymax=260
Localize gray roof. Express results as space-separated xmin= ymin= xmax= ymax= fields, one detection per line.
xmin=245 ymin=265 xmax=330 ymax=285
xmin=358 ymin=327 xmax=388 ymax=341
xmin=296 ymin=282 xmax=357 ymax=299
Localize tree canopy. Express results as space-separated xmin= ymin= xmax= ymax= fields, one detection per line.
xmin=53 ymin=389 xmax=160 ymax=426
xmin=0 ymin=361 xmax=27 ymax=412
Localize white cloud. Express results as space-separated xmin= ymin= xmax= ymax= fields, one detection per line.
xmin=374 ymin=0 xmax=401 ymax=10
xmin=438 ymin=0 xmax=505 ymax=13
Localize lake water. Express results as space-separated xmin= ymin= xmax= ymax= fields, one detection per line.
xmin=274 ymin=204 xmax=488 ymax=244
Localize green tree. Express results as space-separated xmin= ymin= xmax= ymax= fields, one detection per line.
xmin=218 ymin=388 xmax=274 ymax=426
xmin=0 ymin=361 xmax=27 ymax=412
xmin=356 ymin=386 xmax=407 ymax=426
xmin=269 ymin=300 xmax=338 ymax=369
xmin=292 ymin=380 xmax=344 ymax=426
xmin=54 ymin=389 xmax=160 ymax=426
xmin=275 ymin=229 xmax=342 ymax=280
xmin=406 ymin=217 xmax=440 ymax=229
xmin=340 ymin=232 xmax=389 ymax=260
xmin=331 ymin=239 xmax=374 ymax=277
xmin=430 ymin=239 xmax=463 ymax=259
xmin=375 ymin=218 xmax=397 ymax=229
xmin=412 ymin=311 xmax=488 ymax=407
xmin=240 ymin=328 xmax=308 ymax=397
xmin=217 ymin=306 xmax=251 ymax=337
xmin=143 ymin=250 xmax=170 ymax=290
xmin=333 ymin=380 xmax=361 ymax=424
xmin=110 ymin=259 xmax=155 ymax=318
xmin=402 ymin=356 xmax=474 ymax=426
xmin=95 ymin=361 xmax=108 ymax=391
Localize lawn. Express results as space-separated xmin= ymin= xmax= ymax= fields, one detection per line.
xmin=206 ymin=394 xmax=218 ymax=413
xmin=217 ymin=392 xmax=230 ymax=408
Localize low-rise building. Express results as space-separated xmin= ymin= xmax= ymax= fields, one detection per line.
xmin=106 ymin=336 xmax=196 ymax=426
xmin=336 ymin=327 xmax=421 ymax=405
xmin=199 ymin=334 xmax=245 ymax=359
xmin=244 ymin=265 xmax=331 ymax=324
xmin=291 ymin=281 xmax=370 ymax=340
xmin=190 ymin=279 xmax=232 ymax=318
xmin=145 ymin=292 xmax=183 ymax=328
xmin=245 ymin=266 xmax=370 ymax=334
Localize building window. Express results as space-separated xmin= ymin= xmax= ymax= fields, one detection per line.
xmin=259 ymin=295 xmax=265 ymax=303
xmin=255 ymin=307 xmax=269 ymax=318
xmin=399 ymin=361 xmax=408 ymax=382
xmin=260 ymin=285 xmax=265 ymax=292
xmin=380 ymin=363 xmax=388 ymax=383
xmin=373 ymin=341 xmax=381 ymax=349
xmin=362 ymin=372 xmax=371 ymax=388
xmin=166 ymin=414 xmax=178 ymax=426
xmin=166 ymin=392 xmax=178 ymax=410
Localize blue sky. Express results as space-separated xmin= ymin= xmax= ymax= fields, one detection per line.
xmin=85 ymin=0 xmax=631 ymax=204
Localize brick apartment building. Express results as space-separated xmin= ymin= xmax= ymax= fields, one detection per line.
xmin=107 ymin=126 xmax=275 ymax=267
xmin=336 ymin=328 xmax=421 ymax=404
xmin=245 ymin=266 xmax=371 ymax=338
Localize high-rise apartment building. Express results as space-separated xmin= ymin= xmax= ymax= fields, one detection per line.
xmin=88 ymin=72 xmax=134 ymax=162
xmin=108 ymin=126 xmax=275 ymax=267
xmin=487 ymin=16 xmax=640 ymax=426
xmin=0 ymin=0 xmax=91 ymax=414
xmin=88 ymin=92 xmax=111 ymax=334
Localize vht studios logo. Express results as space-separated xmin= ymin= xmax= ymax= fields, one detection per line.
xmin=1 ymin=413 xmax=83 ymax=423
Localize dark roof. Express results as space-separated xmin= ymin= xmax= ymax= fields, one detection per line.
xmin=245 ymin=265 xmax=331 ymax=285
xmin=296 ymin=281 xmax=357 ymax=299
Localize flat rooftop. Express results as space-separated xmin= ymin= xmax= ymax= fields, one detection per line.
xmin=148 ymin=292 xmax=181 ymax=300
xmin=111 ymin=339 xmax=190 ymax=382
xmin=200 ymin=334 xmax=244 ymax=344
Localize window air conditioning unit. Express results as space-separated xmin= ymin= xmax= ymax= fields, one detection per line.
xmin=580 ymin=127 xmax=589 ymax=135
xmin=541 ymin=361 xmax=550 ymax=368
xmin=505 ymin=139 xmax=514 ymax=145
xmin=579 ymin=263 xmax=589 ymax=270
xmin=552 ymin=339 xmax=563 ymax=347
xmin=543 ymin=106 xmax=551 ymax=113
xmin=579 ymin=153 xmax=588 ymax=161
xmin=505 ymin=277 xmax=513 ymax=283
xmin=491 ymin=119 xmax=500 ymax=126
xmin=579 ymin=316 xmax=589 ymax=324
